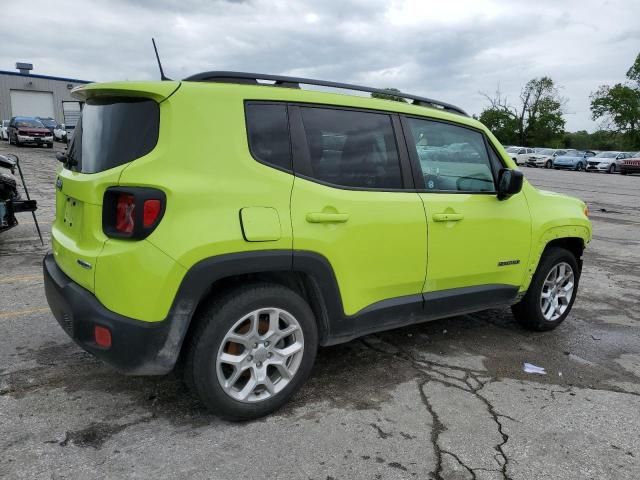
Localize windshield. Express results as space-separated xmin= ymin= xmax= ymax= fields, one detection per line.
xmin=38 ymin=118 xmax=56 ymax=128
xmin=537 ymin=148 xmax=555 ymax=155
xmin=67 ymin=96 xmax=159 ymax=174
xmin=505 ymin=147 xmax=519 ymax=153
xmin=16 ymin=119 xmax=44 ymax=128
xmin=595 ymin=152 xmax=618 ymax=158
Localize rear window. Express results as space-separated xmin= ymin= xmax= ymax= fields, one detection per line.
xmin=68 ymin=97 xmax=159 ymax=173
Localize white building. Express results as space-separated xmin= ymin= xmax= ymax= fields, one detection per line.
xmin=0 ymin=63 xmax=90 ymax=127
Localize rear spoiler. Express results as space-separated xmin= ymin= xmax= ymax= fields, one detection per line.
xmin=71 ymin=81 xmax=181 ymax=103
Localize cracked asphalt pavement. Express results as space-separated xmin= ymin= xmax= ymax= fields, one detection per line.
xmin=1 ymin=141 xmax=639 ymax=479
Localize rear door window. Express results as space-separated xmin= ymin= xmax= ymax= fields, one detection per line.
xmin=245 ymin=103 xmax=292 ymax=170
xmin=299 ymin=107 xmax=402 ymax=189
xmin=68 ymin=97 xmax=159 ymax=173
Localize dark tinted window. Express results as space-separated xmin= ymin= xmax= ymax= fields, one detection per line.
xmin=300 ymin=107 xmax=402 ymax=189
xmin=68 ymin=97 xmax=159 ymax=174
xmin=406 ymin=117 xmax=496 ymax=193
xmin=245 ymin=103 xmax=291 ymax=170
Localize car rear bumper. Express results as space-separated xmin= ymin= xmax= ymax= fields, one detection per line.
xmin=621 ymin=165 xmax=640 ymax=173
xmin=43 ymin=253 xmax=178 ymax=375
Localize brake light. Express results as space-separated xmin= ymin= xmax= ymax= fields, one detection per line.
xmin=116 ymin=194 xmax=135 ymax=233
xmin=103 ymin=187 xmax=165 ymax=239
xmin=143 ymin=199 xmax=161 ymax=227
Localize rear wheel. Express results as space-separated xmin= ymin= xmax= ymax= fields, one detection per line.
xmin=512 ymin=247 xmax=580 ymax=331
xmin=184 ymin=284 xmax=318 ymax=420
xmin=576 ymin=162 xmax=584 ymax=171
xmin=608 ymin=164 xmax=616 ymax=174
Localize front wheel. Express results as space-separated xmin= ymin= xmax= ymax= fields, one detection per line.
xmin=608 ymin=164 xmax=616 ymax=174
xmin=545 ymin=160 xmax=552 ymax=169
xmin=512 ymin=247 xmax=580 ymax=331
xmin=576 ymin=162 xmax=584 ymax=171
xmin=184 ymin=284 xmax=318 ymax=420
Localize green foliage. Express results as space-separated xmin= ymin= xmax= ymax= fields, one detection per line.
xmin=478 ymin=108 xmax=519 ymax=145
xmin=478 ymin=77 xmax=565 ymax=147
xmin=371 ymin=88 xmax=407 ymax=103
xmin=590 ymin=52 xmax=640 ymax=149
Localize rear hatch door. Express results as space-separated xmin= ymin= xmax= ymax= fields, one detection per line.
xmin=51 ymin=81 xmax=179 ymax=292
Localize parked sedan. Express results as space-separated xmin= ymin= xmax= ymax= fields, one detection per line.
xmin=553 ymin=151 xmax=596 ymax=171
xmin=586 ymin=151 xmax=629 ymax=173
xmin=526 ymin=148 xmax=577 ymax=168
xmin=505 ymin=146 xmax=535 ymax=165
xmin=7 ymin=117 xmax=53 ymax=148
xmin=0 ymin=120 xmax=9 ymax=140
xmin=621 ymin=152 xmax=640 ymax=175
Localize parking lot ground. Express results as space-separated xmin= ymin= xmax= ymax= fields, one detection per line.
xmin=1 ymin=142 xmax=639 ymax=480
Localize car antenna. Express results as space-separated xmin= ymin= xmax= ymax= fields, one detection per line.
xmin=152 ymin=38 xmax=171 ymax=81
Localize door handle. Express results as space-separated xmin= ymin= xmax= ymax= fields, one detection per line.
xmin=433 ymin=213 xmax=464 ymax=222
xmin=306 ymin=212 xmax=350 ymax=223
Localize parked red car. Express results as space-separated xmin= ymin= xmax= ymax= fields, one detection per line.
xmin=621 ymin=152 xmax=640 ymax=175
xmin=7 ymin=117 xmax=53 ymax=148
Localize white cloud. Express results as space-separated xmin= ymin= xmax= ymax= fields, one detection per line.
xmin=2 ymin=0 xmax=638 ymax=131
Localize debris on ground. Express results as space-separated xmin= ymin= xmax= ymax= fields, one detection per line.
xmin=523 ymin=363 xmax=547 ymax=375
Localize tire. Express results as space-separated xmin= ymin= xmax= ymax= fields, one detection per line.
xmin=184 ymin=283 xmax=318 ymax=420
xmin=545 ymin=160 xmax=552 ymax=169
xmin=576 ymin=162 xmax=584 ymax=171
xmin=511 ymin=247 xmax=580 ymax=331
xmin=608 ymin=164 xmax=616 ymax=174
xmin=47 ymin=142 xmax=53 ymax=148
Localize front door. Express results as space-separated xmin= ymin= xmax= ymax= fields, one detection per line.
xmin=402 ymin=116 xmax=531 ymax=295
xmin=290 ymin=105 xmax=427 ymax=316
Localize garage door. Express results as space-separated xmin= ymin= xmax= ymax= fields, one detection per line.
xmin=62 ymin=101 xmax=82 ymax=128
xmin=10 ymin=90 xmax=55 ymax=119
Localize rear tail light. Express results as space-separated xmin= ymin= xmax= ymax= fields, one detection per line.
xmin=103 ymin=187 xmax=166 ymax=239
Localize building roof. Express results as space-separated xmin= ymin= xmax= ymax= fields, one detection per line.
xmin=0 ymin=70 xmax=91 ymax=84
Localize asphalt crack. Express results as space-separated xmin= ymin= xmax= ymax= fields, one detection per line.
xmin=360 ymin=336 xmax=514 ymax=479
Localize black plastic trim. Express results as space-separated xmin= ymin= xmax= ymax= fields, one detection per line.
xmin=183 ymin=71 xmax=468 ymax=116
xmin=45 ymin=248 xmax=520 ymax=374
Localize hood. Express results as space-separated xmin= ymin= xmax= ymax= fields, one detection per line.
xmin=593 ymin=157 xmax=613 ymax=164
xmin=17 ymin=127 xmax=50 ymax=134
xmin=554 ymin=155 xmax=579 ymax=162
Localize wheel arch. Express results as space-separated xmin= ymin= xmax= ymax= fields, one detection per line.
xmin=520 ymin=226 xmax=589 ymax=292
xmin=172 ymin=251 xmax=343 ymax=369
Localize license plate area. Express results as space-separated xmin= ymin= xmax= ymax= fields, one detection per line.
xmin=63 ymin=196 xmax=82 ymax=229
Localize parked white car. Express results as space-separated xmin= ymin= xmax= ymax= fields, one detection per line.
xmin=1 ymin=120 xmax=9 ymax=140
xmin=526 ymin=148 xmax=577 ymax=168
xmin=586 ymin=151 xmax=630 ymax=173
xmin=505 ymin=146 xmax=535 ymax=165
xmin=53 ymin=124 xmax=68 ymax=143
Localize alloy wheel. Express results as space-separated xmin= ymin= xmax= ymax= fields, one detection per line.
xmin=540 ymin=262 xmax=575 ymax=321
xmin=216 ymin=307 xmax=304 ymax=403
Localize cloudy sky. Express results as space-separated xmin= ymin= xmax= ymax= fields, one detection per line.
xmin=3 ymin=0 xmax=639 ymax=131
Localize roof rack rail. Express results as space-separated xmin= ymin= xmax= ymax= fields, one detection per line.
xmin=183 ymin=71 xmax=468 ymax=116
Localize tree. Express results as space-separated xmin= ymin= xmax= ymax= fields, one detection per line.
xmin=478 ymin=78 xmax=565 ymax=146
xmin=590 ymin=52 xmax=640 ymax=149
xmin=371 ymin=88 xmax=407 ymax=103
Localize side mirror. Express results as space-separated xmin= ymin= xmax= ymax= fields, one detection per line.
xmin=497 ymin=168 xmax=523 ymax=201
xmin=56 ymin=152 xmax=67 ymax=163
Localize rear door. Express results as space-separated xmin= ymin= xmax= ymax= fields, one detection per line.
xmin=289 ymin=105 xmax=427 ymax=316
xmin=401 ymin=116 xmax=531 ymax=297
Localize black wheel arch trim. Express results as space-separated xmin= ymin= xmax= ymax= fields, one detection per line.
xmin=46 ymin=249 xmax=521 ymax=375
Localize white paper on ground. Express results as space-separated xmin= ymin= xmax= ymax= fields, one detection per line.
xmin=523 ymin=362 xmax=547 ymax=375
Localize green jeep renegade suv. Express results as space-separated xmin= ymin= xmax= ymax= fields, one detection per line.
xmin=44 ymin=72 xmax=591 ymax=420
